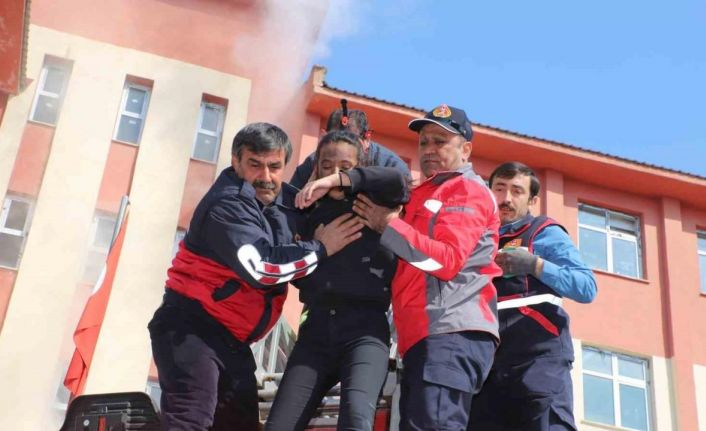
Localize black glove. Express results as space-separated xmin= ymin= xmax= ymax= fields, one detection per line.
xmin=495 ymin=248 xmax=538 ymax=277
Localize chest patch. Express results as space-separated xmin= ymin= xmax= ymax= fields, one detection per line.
xmin=423 ymin=199 xmax=443 ymax=214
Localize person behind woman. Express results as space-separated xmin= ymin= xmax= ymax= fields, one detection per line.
xmin=265 ymin=130 xmax=409 ymax=431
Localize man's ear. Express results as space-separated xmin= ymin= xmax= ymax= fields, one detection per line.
xmin=528 ymin=195 xmax=539 ymax=209
xmin=461 ymin=140 xmax=473 ymax=162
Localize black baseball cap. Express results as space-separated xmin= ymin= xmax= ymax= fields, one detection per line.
xmin=408 ymin=104 xmax=473 ymax=140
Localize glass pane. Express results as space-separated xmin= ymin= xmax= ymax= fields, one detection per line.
xmin=193 ymin=133 xmax=219 ymax=162
xmin=618 ymin=356 xmax=645 ymax=380
xmin=172 ymin=230 xmax=186 ymax=260
xmin=33 ymin=94 xmax=60 ymax=124
xmin=0 ymin=233 xmax=23 ymax=268
xmin=698 ymin=233 xmax=706 ymax=252
xmin=201 ymin=105 xmax=221 ymax=132
xmin=699 ymin=254 xmax=706 ymax=293
xmin=94 ymin=218 xmax=116 ymax=249
xmin=620 ymin=384 xmax=648 ymax=431
xmin=83 ymin=250 xmax=107 ymax=284
xmin=274 ymin=321 xmax=296 ymax=372
xmin=579 ymin=227 xmax=608 ymax=271
xmin=583 ymin=374 xmax=615 ymax=425
xmin=609 ymin=212 xmax=637 ymax=234
xmin=579 ymin=206 xmax=606 ymax=228
xmin=116 ymin=115 xmax=143 ymax=144
xmin=612 ymin=237 xmax=639 ymax=277
xmin=262 ymin=332 xmax=274 ymax=372
xmin=125 ymin=87 xmax=147 ymax=115
xmin=583 ymin=347 xmax=612 ymax=374
xmin=5 ymin=200 xmax=30 ymax=231
xmin=43 ymin=67 xmax=66 ymax=94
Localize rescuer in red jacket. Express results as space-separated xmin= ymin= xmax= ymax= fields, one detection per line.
xmin=148 ymin=122 xmax=363 ymax=431
xmin=353 ymin=105 xmax=502 ymax=430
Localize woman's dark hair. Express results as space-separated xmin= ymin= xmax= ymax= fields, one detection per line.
xmin=489 ymin=161 xmax=541 ymax=198
xmin=315 ymin=130 xmax=368 ymax=171
xmin=325 ymin=109 xmax=370 ymax=139
xmin=231 ymin=122 xmax=292 ymax=164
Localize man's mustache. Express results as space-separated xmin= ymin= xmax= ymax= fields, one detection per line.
xmin=499 ymin=203 xmax=514 ymax=211
xmin=253 ymin=180 xmax=276 ymax=190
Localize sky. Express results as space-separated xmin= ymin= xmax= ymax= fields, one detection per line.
xmin=310 ymin=0 xmax=706 ymax=178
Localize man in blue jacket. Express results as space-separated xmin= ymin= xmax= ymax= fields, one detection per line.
xmin=468 ymin=161 xmax=597 ymax=431
xmin=290 ymin=99 xmax=410 ymax=189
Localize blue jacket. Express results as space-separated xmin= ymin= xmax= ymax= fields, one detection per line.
xmin=494 ymin=214 xmax=596 ymax=362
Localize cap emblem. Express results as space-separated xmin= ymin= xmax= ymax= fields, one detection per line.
xmin=432 ymin=104 xmax=452 ymax=118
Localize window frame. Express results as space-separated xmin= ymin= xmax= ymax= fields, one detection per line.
xmin=191 ymin=101 xmax=226 ymax=163
xmin=698 ymin=230 xmax=706 ymax=294
xmin=29 ymin=63 xmax=70 ymax=126
xmin=113 ymin=83 xmax=151 ymax=145
xmin=582 ymin=346 xmax=652 ymax=430
xmin=82 ymin=213 xmax=117 ymax=283
xmin=578 ymin=203 xmax=643 ymax=278
xmin=0 ymin=196 xmax=34 ymax=270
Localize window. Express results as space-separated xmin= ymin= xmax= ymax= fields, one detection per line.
xmin=82 ymin=214 xmax=116 ymax=284
xmin=582 ymin=346 xmax=651 ymax=430
xmin=30 ymin=61 xmax=71 ymax=125
xmin=192 ymin=102 xmax=225 ymax=163
xmin=171 ymin=229 xmax=186 ymax=260
xmin=251 ymin=317 xmax=296 ymax=375
xmin=114 ymin=83 xmax=151 ymax=144
xmin=578 ymin=204 xmax=642 ymax=278
xmin=698 ymin=231 xmax=706 ymax=294
xmin=145 ymin=379 xmax=162 ymax=411
xmin=0 ymin=196 xmax=33 ymax=269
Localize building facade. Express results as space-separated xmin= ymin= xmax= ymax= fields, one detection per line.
xmin=1 ymin=1 xmax=705 ymax=430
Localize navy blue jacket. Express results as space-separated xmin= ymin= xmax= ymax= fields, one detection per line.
xmin=166 ymin=167 xmax=325 ymax=342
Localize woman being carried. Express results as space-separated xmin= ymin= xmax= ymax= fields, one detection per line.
xmin=265 ymin=130 xmax=409 ymax=431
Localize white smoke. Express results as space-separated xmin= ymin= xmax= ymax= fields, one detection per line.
xmin=313 ymin=0 xmax=373 ymax=60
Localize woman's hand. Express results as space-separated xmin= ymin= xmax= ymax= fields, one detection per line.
xmin=295 ymin=173 xmax=346 ymax=209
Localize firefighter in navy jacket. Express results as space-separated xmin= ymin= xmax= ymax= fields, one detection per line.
xmin=468 ymin=162 xmax=597 ymax=431
xmin=148 ymin=123 xmax=363 ymax=431
xmin=266 ymin=130 xmax=409 ymax=431
xmin=354 ymin=105 xmax=502 ymax=430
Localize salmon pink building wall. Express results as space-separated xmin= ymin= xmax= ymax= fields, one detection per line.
xmin=95 ymin=143 xmax=139 ymax=214
xmin=7 ymin=123 xmax=54 ymax=196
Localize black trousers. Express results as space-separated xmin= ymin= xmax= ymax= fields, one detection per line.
xmin=399 ymin=331 xmax=496 ymax=431
xmin=148 ymin=297 xmax=259 ymax=431
xmin=265 ymin=305 xmax=390 ymax=431
xmin=467 ymin=355 xmax=577 ymax=431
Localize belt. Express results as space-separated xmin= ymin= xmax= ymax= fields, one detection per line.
xmin=497 ymin=294 xmax=563 ymax=310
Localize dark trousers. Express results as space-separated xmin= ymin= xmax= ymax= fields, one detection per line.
xmin=467 ymin=355 xmax=577 ymax=431
xmin=399 ymin=331 xmax=496 ymax=431
xmin=148 ymin=299 xmax=259 ymax=431
xmin=265 ymin=306 xmax=390 ymax=431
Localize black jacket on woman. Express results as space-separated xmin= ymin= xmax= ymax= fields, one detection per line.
xmin=295 ymin=166 xmax=409 ymax=310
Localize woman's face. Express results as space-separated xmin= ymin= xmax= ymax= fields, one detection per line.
xmin=316 ymin=140 xmax=359 ymax=200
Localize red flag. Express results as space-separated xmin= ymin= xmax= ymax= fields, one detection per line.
xmin=64 ymin=207 xmax=129 ymax=396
